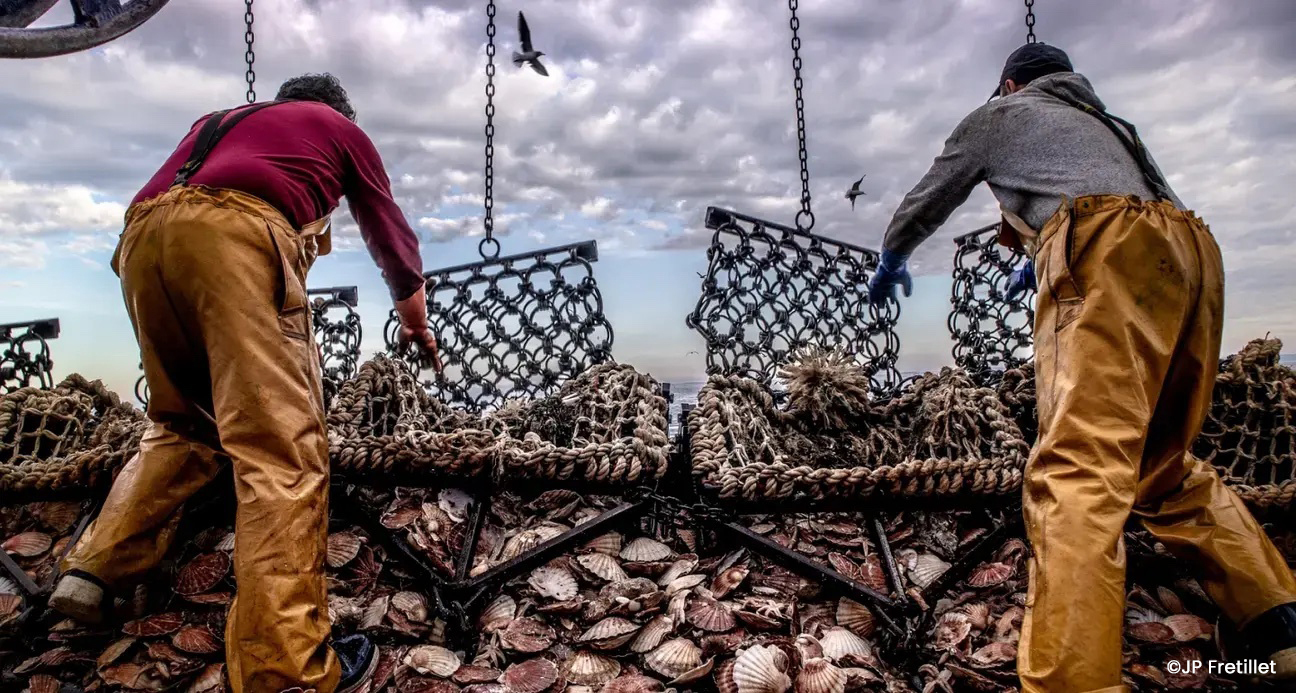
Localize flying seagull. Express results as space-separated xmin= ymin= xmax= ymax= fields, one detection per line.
xmin=845 ymin=175 xmax=867 ymax=209
xmin=513 ymin=11 xmax=548 ymax=76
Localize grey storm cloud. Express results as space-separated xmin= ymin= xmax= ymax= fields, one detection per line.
xmin=1 ymin=0 xmax=1295 ymax=339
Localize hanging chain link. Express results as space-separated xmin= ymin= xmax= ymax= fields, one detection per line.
xmin=788 ymin=0 xmax=814 ymax=233
xmin=1024 ymin=0 xmax=1036 ymax=43
xmin=480 ymin=0 xmax=500 ymax=260
xmin=244 ymin=0 xmax=256 ymax=103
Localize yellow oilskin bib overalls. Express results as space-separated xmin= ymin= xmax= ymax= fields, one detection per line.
xmin=61 ymin=102 xmax=344 ymax=693
xmin=1012 ymin=194 xmax=1296 ymax=692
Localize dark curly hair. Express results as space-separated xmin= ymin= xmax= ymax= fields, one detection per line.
xmin=275 ymin=73 xmax=357 ymax=122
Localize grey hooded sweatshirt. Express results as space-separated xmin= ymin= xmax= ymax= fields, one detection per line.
xmin=881 ymin=72 xmax=1185 ymax=256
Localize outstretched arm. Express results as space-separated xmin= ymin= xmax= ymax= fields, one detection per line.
xmin=881 ymin=110 xmax=989 ymax=256
xmin=341 ymin=124 xmax=442 ymax=371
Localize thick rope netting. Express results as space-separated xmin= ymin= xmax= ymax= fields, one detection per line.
xmin=0 ymin=375 xmax=149 ymax=496
xmin=1193 ymin=338 xmax=1296 ymax=512
xmin=690 ymin=348 xmax=1031 ymax=502
xmin=328 ymin=355 xmax=671 ymax=485
xmin=691 ymin=340 xmax=1296 ymax=513
xmin=0 ymin=356 xmax=669 ymax=501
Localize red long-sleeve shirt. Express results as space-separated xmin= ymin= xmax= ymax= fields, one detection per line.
xmin=133 ymin=100 xmax=425 ymax=301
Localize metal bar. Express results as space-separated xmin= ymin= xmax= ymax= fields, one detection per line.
xmin=703 ymin=518 xmax=903 ymax=635
xmin=0 ymin=318 xmax=58 ymax=339
xmin=0 ymin=0 xmax=170 ymax=59
xmin=696 ymin=492 xmax=1021 ymax=516
xmin=333 ymin=485 xmax=452 ymax=589
xmin=920 ymin=509 xmax=1022 ymax=602
xmin=951 ymin=222 xmax=1002 ymax=243
xmin=307 ymin=285 xmax=359 ymax=307
xmin=423 ymin=240 xmax=598 ymax=279
xmin=40 ymin=498 xmax=102 ymax=592
xmin=704 ymin=206 xmax=878 ymax=259
xmin=455 ymin=490 xmax=490 ymax=582
xmin=0 ymin=0 xmax=59 ymax=29
xmin=871 ymin=517 xmax=905 ymax=601
xmin=0 ymin=547 xmax=40 ymax=597
xmin=459 ymin=500 xmax=648 ymax=592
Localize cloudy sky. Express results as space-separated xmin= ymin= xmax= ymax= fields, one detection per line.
xmin=2 ymin=0 xmax=1294 ymax=400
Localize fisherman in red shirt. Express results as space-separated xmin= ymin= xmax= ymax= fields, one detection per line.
xmin=50 ymin=74 xmax=439 ymax=693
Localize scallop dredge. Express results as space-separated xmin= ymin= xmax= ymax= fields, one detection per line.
xmin=0 ymin=339 xmax=1291 ymax=692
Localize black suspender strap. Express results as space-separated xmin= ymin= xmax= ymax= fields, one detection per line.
xmin=171 ymin=99 xmax=291 ymax=187
xmin=1054 ymin=95 xmax=1176 ymax=202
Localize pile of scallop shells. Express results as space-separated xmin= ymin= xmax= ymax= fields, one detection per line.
xmin=0 ymin=486 xmax=1288 ymax=691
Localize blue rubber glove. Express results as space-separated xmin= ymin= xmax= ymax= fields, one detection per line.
xmin=1006 ymin=260 xmax=1036 ymax=302
xmin=868 ymin=248 xmax=914 ymax=305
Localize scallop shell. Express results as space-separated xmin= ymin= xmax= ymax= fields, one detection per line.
xmin=1129 ymin=663 xmax=1168 ymax=686
xmin=380 ymin=503 xmax=422 ymax=529
xmin=578 ymin=617 xmax=641 ymax=650
xmin=714 ymin=658 xmax=738 ymax=693
xmin=27 ymin=674 xmax=60 ymax=693
xmin=215 ymin=532 xmax=236 ymax=552
xmin=501 ymin=658 xmax=558 ymax=693
xmin=657 ymin=555 xmax=700 ymax=586
xmin=122 ymin=612 xmax=184 ymax=638
xmin=645 ymin=638 xmax=703 ymax=679
xmin=676 ymin=528 xmax=698 ymax=552
xmin=403 ymin=645 xmax=461 ymax=678
xmin=666 ymin=573 xmax=708 ymax=596
xmin=620 ymin=537 xmax=673 ymax=562
xmin=856 ymin=555 xmax=889 ymax=594
xmin=795 ymin=659 xmax=845 ymax=693
xmin=669 ymin=656 xmax=717 ymax=686
xmin=453 ymin=665 xmax=504 ymax=684
xmin=966 ymin=561 xmax=1014 ymax=588
xmin=392 ymin=591 xmax=429 ymax=623
xmin=0 ymin=594 xmax=23 ymax=622
xmin=175 ymin=552 xmax=231 ymax=596
xmin=528 ymin=567 xmax=579 ymax=601
xmin=533 ymin=522 xmax=569 ymax=543
xmin=819 ymin=627 xmax=872 ymax=663
xmin=437 ymin=488 xmax=473 ymax=522
xmin=35 ymin=502 xmax=81 ymax=533
xmin=603 ymin=674 xmax=666 ymax=693
xmin=561 ymin=650 xmax=621 ymax=686
xmin=732 ymin=644 xmax=791 ymax=693
xmin=576 ymin=553 xmax=630 ymax=583
xmin=1162 ymin=614 xmax=1212 ymax=642
xmin=582 ymin=532 xmax=623 ymax=556
xmin=834 ymin=599 xmax=875 ymax=638
xmin=932 ymin=612 xmax=972 ymax=652
xmin=826 ymin=554 xmax=859 ymax=581
xmin=960 ymin=602 xmax=991 ymax=631
xmin=185 ymin=664 xmax=225 ymax=693
xmin=500 ymin=530 xmax=542 ymax=563
xmin=630 ymin=614 xmax=674 ymax=653
xmin=1156 ymin=587 xmax=1186 ymax=615
xmin=1128 ymin=621 xmax=1175 ymax=644
xmin=500 ymin=617 xmax=556 ymax=653
xmin=3 ymin=532 xmax=51 ymax=557
xmin=968 ymin=641 xmax=1017 ymax=668
xmin=325 ymin=532 xmax=363 ymax=568
xmin=172 ymin=626 xmax=222 ymax=655
xmin=906 ymin=553 xmax=950 ymax=589
xmin=97 ymin=637 xmax=137 ymax=669
xmin=687 ymin=598 xmax=737 ymax=633
xmin=480 ymin=595 xmax=517 ymax=632
xmin=361 ymin=595 xmax=389 ymax=630
xmin=711 ymin=565 xmax=750 ymax=599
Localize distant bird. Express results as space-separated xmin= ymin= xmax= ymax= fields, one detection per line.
xmin=845 ymin=174 xmax=867 ymax=209
xmin=687 ymin=351 xmax=699 ymax=356
xmin=512 ymin=11 xmax=548 ymax=76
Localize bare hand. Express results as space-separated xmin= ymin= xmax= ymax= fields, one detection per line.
xmin=398 ymin=324 xmax=444 ymax=375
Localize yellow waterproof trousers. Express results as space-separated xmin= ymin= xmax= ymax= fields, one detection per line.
xmin=62 ymin=186 xmax=341 ymax=693
xmin=1017 ymin=194 xmax=1296 ymax=692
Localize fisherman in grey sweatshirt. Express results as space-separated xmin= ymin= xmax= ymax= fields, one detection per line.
xmin=869 ymin=44 xmax=1296 ymax=692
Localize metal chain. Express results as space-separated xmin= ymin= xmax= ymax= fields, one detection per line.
xmin=788 ymin=0 xmax=814 ymax=232
xmin=480 ymin=0 xmax=500 ymax=260
xmin=1024 ymin=0 xmax=1036 ymax=43
xmin=244 ymin=0 xmax=256 ymax=103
